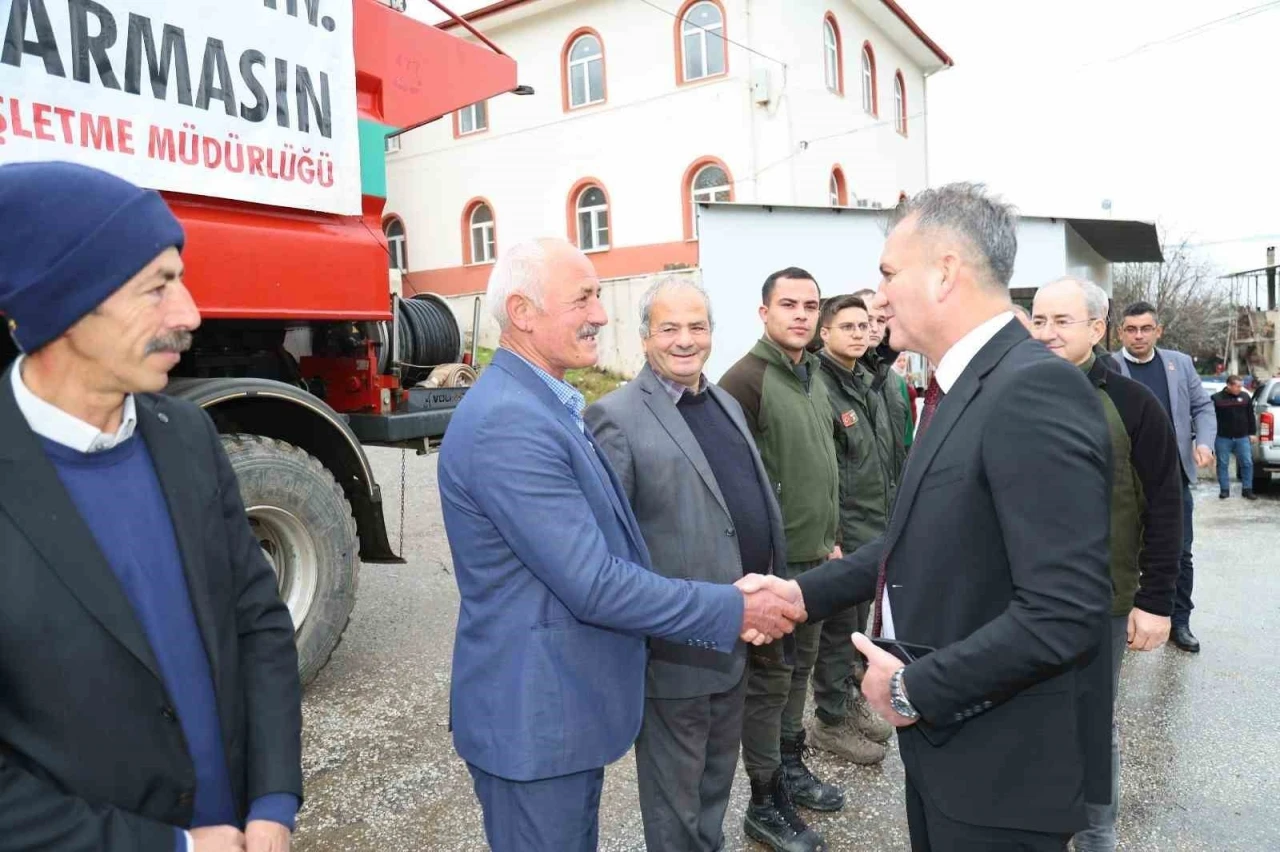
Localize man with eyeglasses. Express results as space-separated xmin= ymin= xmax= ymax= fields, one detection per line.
xmin=586 ymin=276 xmax=790 ymax=852
xmin=1032 ymin=278 xmax=1183 ymax=852
xmin=853 ymin=289 xmax=913 ymax=462
xmin=807 ymin=295 xmax=897 ymax=767
xmin=1109 ymin=301 xmax=1216 ymax=653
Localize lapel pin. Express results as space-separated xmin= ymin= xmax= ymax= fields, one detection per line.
xmin=157 ymin=412 xmax=169 ymax=423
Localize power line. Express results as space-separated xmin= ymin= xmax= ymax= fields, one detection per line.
xmin=633 ymin=0 xmax=788 ymax=68
xmin=1087 ymin=0 xmax=1280 ymax=66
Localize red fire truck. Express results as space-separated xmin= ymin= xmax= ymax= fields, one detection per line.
xmin=1 ymin=0 xmax=518 ymax=684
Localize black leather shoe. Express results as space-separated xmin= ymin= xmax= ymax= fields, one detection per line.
xmin=743 ymin=770 xmax=828 ymax=852
xmin=780 ymin=731 xmax=845 ymax=812
xmin=1170 ymin=625 xmax=1200 ymax=653
xmin=1244 ymin=490 xmax=1258 ymax=501
xmin=1220 ymin=490 xmax=1230 ymax=499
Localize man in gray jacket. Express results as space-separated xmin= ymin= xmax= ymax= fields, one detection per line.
xmin=1111 ymin=301 xmax=1216 ymax=652
xmin=587 ymin=277 xmax=790 ymax=852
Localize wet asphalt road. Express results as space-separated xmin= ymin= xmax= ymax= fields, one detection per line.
xmin=294 ymin=449 xmax=1280 ymax=852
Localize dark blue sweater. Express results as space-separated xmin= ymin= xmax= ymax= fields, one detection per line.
xmin=676 ymin=391 xmax=774 ymax=575
xmin=1124 ymin=352 xmax=1173 ymax=419
xmin=39 ymin=434 xmax=296 ymax=847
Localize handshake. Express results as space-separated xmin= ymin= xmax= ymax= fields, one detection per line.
xmin=735 ymin=574 xmax=807 ymax=645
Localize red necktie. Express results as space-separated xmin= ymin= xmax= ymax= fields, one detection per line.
xmin=871 ymin=376 xmax=943 ymax=637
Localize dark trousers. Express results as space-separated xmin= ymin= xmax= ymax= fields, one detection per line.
xmin=635 ymin=671 xmax=748 ymax=852
xmin=905 ymin=774 xmax=1070 ymax=851
xmin=1073 ymin=614 xmax=1129 ymax=851
xmin=1173 ymin=478 xmax=1196 ymax=628
xmin=741 ymin=559 xmax=823 ymax=782
xmin=812 ymin=600 xmax=869 ymax=724
xmin=467 ymin=762 xmax=605 ymax=852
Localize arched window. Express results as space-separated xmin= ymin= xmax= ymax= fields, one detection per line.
xmin=829 ymin=167 xmax=847 ymax=207
xmin=564 ymin=30 xmax=605 ymax=110
xmin=823 ymin=14 xmax=843 ymax=94
xmin=383 ymin=217 xmax=407 ymax=270
xmin=860 ymin=42 xmax=877 ymax=116
xmin=574 ymin=184 xmax=610 ymax=252
xmin=683 ymin=157 xmax=734 ymax=239
xmin=894 ymin=71 xmax=907 ymax=135
xmin=465 ymin=201 xmax=496 ymax=264
xmin=678 ymin=1 xmax=726 ymax=84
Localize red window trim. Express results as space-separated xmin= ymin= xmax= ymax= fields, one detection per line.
xmin=382 ymin=213 xmax=409 ymax=271
xmin=682 ymin=155 xmax=735 ymax=241
xmin=673 ymin=0 xmax=729 ymax=87
xmin=829 ymin=166 xmax=848 ymax=206
xmin=566 ymin=178 xmax=613 ymax=253
xmin=461 ymin=197 xmax=497 ymax=266
xmin=823 ymin=12 xmax=844 ymax=96
xmin=861 ymin=41 xmax=878 ymax=117
xmin=561 ymin=27 xmax=608 ymax=113
xmin=894 ymin=70 xmax=908 ymax=136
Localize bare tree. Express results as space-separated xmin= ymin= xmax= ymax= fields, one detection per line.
xmin=1110 ymin=234 xmax=1232 ymax=359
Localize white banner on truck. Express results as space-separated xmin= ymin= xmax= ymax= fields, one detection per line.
xmin=0 ymin=0 xmax=360 ymax=215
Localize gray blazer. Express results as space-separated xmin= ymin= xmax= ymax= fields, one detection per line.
xmin=1110 ymin=347 xmax=1216 ymax=483
xmin=586 ymin=364 xmax=787 ymax=700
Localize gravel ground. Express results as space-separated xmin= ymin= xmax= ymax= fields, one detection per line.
xmin=294 ymin=449 xmax=1280 ymax=851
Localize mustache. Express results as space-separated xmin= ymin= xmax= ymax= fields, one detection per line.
xmin=144 ymin=330 xmax=194 ymax=356
xmin=577 ymin=323 xmax=602 ymax=340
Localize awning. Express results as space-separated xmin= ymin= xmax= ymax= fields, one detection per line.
xmin=1064 ymin=218 xmax=1164 ymax=263
xmin=354 ymin=0 xmax=518 ymax=132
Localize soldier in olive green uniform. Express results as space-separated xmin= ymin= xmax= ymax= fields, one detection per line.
xmin=808 ymin=295 xmax=897 ymax=765
xmin=720 ymin=268 xmax=842 ymax=852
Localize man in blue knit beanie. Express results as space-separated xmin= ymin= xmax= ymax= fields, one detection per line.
xmin=0 ymin=161 xmax=303 ymax=852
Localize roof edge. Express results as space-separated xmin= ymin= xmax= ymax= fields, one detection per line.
xmin=876 ymin=0 xmax=953 ymax=67
xmin=440 ymin=0 xmax=954 ymax=68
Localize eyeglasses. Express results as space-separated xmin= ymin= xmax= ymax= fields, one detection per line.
xmin=1030 ymin=317 xmax=1098 ymax=332
xmin=1121 ymin=325 xmax=1158 ymax=335
xmin=826 ymin=322 xmax=870 ymax=333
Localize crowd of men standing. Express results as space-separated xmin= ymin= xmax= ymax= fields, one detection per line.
xmin=438 ymin=182 xmax=1230 ymax=852
xmin=0 ymin=158 xmax=1231 ymax=852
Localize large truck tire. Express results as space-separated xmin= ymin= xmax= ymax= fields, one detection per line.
xmin=220 ymin=434 xmax=359 ymax=687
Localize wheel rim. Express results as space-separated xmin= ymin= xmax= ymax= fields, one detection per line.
xmin=247 ymin=505 xmax=320 ymax=631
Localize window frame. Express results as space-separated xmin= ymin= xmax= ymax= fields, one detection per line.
xmin=383 ymin=216 xmax=407 ymax=271
xmin=463 ymin=200 xmax=496 ymax=266
xmin=675 ymin=0 xmax=728 ymax=85
xmin=572 ymin=184 xmax=610 ymax=253
xmin=823 ymin=13 xmax=843 ymax=95
xmin=562 ymin=28 xmax=607 ymax=111
xmin=860 ymin=42 xmax=878 ymax=116
xmin=682 ymin=156 xmax=735 ymax=240
xmin=829 ymin=166 xmax=848 ymax=206
xmin=894 ymin=71 xmax=907 ymax=135
xmin=453 ymin=101 xmax=489 ymax=138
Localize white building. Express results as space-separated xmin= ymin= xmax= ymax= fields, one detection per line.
xmin=383 ymin=0 xmax=953 ymax=297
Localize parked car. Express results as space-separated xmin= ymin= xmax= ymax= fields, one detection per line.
xmin=1251 ymin=377 xmax=1280 ymax=489
xmin=1202 ymin=377 xmax=1227 ymax=397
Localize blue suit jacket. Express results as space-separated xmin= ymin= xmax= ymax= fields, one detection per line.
xmin=438 ymin=349 xmax=743 ymax=781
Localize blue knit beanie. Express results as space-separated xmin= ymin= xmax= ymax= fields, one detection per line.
xmin=0 ymin=161 xmax=186 ymax=353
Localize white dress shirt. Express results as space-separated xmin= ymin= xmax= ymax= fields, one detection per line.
xmin=880 ymin=311 xmax=1014 ymax=639
xmin=10 ymin=355 xmax=138 ymax=452
xmin=1119 ymin=346 xmax=1155 ymax=365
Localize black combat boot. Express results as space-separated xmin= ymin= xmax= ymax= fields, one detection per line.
xmin=780 ymin=729 xmax=846 ymax=811
xmin=743 ymin=769 xmax=828 ymax=852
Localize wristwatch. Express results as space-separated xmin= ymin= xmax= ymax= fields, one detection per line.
xmin=889 ymin=667 xmax=920 ymax=721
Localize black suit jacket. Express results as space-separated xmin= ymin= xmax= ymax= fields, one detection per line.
xmin=0 ymin=370 xmax=303 ymax=851
xmin=798 ymin=319 xmax=1114 ymax=835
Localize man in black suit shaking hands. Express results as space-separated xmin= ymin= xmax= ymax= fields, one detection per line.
xmin=787 ymin=184 xmax=1115 ymax=851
